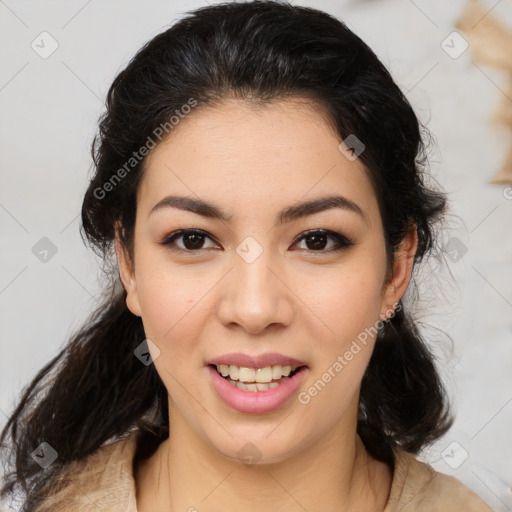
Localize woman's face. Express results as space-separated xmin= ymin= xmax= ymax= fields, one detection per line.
xmin=117 ymin=98 xmax=413 ymax=463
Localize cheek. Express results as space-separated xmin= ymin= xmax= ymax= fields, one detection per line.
xmin=302 ymin=253 xmax=386 ymax=339
xmin=133 ymin=257 xmax=213 ymax=365
xmin=297 ymin=265 xmax=383 ymax=421
xmin=298 ymin=249 xmax=387 ymax=411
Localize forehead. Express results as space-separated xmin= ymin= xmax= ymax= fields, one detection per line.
xmin=138 ymin=97 xmax=379 ymax=226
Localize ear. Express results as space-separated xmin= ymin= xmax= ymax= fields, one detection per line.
xmin=380 ymin=224 xmax=418 ymax=319
xmin=114 ymin=223 xmax=142 ymax=317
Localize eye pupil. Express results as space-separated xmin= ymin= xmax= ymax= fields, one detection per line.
xmin=305 ymin=233 xmax=327 ymax=251
xmin=162 ymin=229 xmax=350 ymax=254
xmin=183 ymin=233 xmax=204 ymax=250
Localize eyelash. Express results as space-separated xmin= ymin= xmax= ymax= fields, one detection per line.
xmin=158 ymin=228 xmax=354 ymax=255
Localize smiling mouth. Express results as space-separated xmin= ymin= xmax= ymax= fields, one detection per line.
xmin=208 ymin=363 xmax=307 ymax=392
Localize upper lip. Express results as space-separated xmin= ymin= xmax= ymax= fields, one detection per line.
xmin=207 ymin=352 xmax=308 ymax=369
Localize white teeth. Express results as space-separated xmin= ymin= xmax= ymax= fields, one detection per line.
xmin=236 ymin=382 xmax=258 ymax=391
xmin=238 ymin=367 xmax=256 ymax=382
xmin=273 ymin=365 xmax=292 ymax=379
xmin=255 ymin=366 xmax=272 ymax=383
xmin=216 ymin=363 xmax=297 ymax=383
xmin=226 ymin=378 xmax=280 ymax=392
xmin=228 ymin=365 xmax=239 ymax=381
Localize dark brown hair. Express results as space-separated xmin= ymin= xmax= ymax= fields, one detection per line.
xmin=1 ymin=1 xmax=453 ymax=509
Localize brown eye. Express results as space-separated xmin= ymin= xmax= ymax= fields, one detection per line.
xmin=292 ymin=229 xmax=354 ymax=253
xmin=181 ymin=232 xmax=206 ymax=250
xmin=159 ymin=228 xmax=353 ymax=255
xmin=159 ymin=229 xmax=219 ymax=253
xmin=304 ymin=232 xmax=329 ymax=251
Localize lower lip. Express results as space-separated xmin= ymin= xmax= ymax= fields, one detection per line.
xmin=208 ymin=365 xmax=308 ymax=414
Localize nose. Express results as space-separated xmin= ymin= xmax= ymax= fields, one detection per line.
xmin=216 ymin=250 xmax=294 ymax=335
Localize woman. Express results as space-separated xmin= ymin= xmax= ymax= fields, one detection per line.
xmin=0 ymin=1 xmax=493 ymax=511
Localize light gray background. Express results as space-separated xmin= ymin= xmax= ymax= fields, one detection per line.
xmin=1 ymin=0 xmax=511 ymax=509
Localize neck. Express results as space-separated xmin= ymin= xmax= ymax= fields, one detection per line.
xmin=136 ymin=399 xmax=392 ymax=512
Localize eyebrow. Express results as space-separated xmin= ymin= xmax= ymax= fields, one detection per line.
xmin=149 ymin=194 xmax=366 ymax=225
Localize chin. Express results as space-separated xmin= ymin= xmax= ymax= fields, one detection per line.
xmin=205 ymin=427 xmax=308 ymax=467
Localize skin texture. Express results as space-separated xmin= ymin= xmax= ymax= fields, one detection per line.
xmin=116 ymin=97 xmax=418 ymax=512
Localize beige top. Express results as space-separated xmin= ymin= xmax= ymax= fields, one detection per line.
xmin=36 ymin=431 xmax=493 ymax=512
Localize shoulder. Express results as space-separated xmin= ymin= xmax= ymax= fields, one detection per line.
xmin=36 ymin=431 xmax=140 ymax=512
xmin=384 ymin=448 xmax=493 ymax=512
